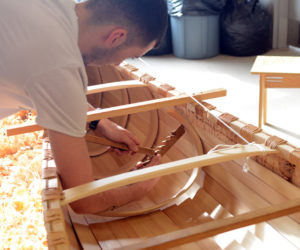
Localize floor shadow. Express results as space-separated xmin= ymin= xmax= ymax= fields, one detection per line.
xmin=265 ymin=123 xmax=300 ymax=140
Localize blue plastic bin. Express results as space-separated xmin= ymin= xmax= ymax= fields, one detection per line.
xmin=170 ymin=15 xmax=219 ymax=59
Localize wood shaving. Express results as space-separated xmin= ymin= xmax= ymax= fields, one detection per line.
xmin=0 ymin=111 xmax=47 ymax=249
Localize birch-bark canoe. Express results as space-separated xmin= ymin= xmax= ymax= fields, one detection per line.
xmin=38 ymin=63 xmax=300 ymax=250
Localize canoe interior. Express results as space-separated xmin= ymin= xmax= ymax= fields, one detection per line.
xmin=43 ymin=64 xmax=300 ymax=250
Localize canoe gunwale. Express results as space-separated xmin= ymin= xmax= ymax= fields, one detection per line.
xmin=42 ymin=139 xmax=75 ymax=250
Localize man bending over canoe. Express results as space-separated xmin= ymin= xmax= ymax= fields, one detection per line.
xmin=0 ymin=0 xmax=168 ymax=214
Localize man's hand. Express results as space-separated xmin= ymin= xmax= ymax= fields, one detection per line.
xmin=48 ymin=128 xmax=161 ymax=214
xmin=94 ymin=118 xmax=140 ymax=155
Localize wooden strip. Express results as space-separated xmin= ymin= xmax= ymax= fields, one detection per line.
xmin=68 ymin=209 xmax=101 ymax=249
xmin=127 ymin=213 xmax=201 ymax=250
xmin=221 ymin=159 xmax=300 ymax=223
xmin=61 ymin=144 xmax=276 ymax=205
xmin=86 ymin=80 xmax=146 ymax=95
xmin=86 ymin=89 xmax=227 ymax=122
xmin=85 ymin=134 xmax=155 ymax=155
xmin=6 ymin=88 xmax=226 ymax=136
xmin=265 ymin=82 xmax=300 ymax=88
xmin=203 ymin=165 xmax=280 ymax=248
xmin=6 ymin=123 xmax=43 ymax=136
xmin=204 ymin=163 xmax=300 ymax=247
xmin=120 ymin=198 xmax=300 ymax=250
xmin=203 ymin=173 xmax=249 ymax=215
xmin=265 ymin=74 xmax=300 ymax=86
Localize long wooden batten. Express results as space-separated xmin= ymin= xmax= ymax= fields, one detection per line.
xmin=6 ymin=88 xmax=226 ymax=136
xmin=86 ymin=79 xmax=146 ymax=95
xmin=61 ymin=144 xmax=276 ymax=205
xmin=87 ymin=89 xmax=226 ymax=121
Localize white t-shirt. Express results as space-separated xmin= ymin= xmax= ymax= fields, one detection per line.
xmin=0 ymin=0 xmax=88 ymax=137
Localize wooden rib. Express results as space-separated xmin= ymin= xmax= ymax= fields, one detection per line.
xmin=98 ymin=112 xmax=201 ymax=217
xmin=61 ymin=144 xmax=276 ymax=205
xmin=87 ymin=89 xmax=226 ymax=122
xmin=6 ymin=88 xmax=226 ymax=136
xmin=120 ymin=198 xmax=300 ymax=250
xmin=68 ymin=209 xmax=101 ymax=249
xmin=86 ymin=80 xmax=146 ymax=95
xmin=85 ymin=134 xmax=155 ymax=155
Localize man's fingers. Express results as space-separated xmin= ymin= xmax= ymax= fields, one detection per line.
xmin=108 ymin=147 xmax=129 ymax=156
xmin=130 ymin=133 xmax=140 ymax=146
xmin=121 ymin=132 xmax=139 ymax=152
xmin=152 ymin=154 xmax=161 ymax=165
xmin=144 ymin=154 xmax=161 ymax=168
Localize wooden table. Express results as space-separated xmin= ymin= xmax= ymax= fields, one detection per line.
xmin=251 ymin=56 xmax=300 ymax=128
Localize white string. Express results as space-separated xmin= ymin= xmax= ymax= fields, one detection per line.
xmin=134 ymin=58 xmax=267 ymax=172
xmin=137 ymin=58 xmax=250 ymax=145
xmin=188 ymin=95 xmax=268 ymax=173
xmin=137 ymin=57 xmax=152 ymax=68
xmin=206 ymin=143 xmax=254 ymax=172
xmin=188 ymin=95 xmax=250 ymax=144
xmin=207 ymin=144 xmax=244 ymax=155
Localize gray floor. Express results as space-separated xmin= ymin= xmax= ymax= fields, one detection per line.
xmin=127 ymin=46 xmax=300 ymax=147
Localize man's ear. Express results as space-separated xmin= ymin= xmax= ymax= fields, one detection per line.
xmin=104 ymin=28 xmax=128 ymax=48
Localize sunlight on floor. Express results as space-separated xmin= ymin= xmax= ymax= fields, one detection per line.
xmin=127 ymin=47 xmax=300 ymax=147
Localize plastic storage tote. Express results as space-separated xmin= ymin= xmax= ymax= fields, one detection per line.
xmin=170 ymin=15 xmax=219 ymax=59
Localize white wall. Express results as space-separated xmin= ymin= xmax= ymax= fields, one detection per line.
xmin=289 ymin=0 xmax=300 ymax=21
xmin=257 ymin=0 xmax=289 ymax=48
xmin=288 ymin=0 xmax=300 ymax=47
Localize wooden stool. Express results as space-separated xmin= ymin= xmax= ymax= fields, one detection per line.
xmin=251 ymin=56 xmax=300 ymax=128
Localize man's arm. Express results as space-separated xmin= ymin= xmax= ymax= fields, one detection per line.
xmin=48 ymin=129 xmax=160 ymax=214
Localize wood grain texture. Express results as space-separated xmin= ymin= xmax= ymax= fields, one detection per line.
xmin=87 ymin=89 xmax=227 ymax=121
xmin=5 ymin=89 xmax=226 ymax=136
xmin=251 ymin=56 xmax=300 ymax=75
xmin=86 ymin=80 xmax=146 ymax=95
xmin=121 ymin=198 xmax=300 ymax=250
xmin=61 ymin=144 xmax=276 ymax=205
